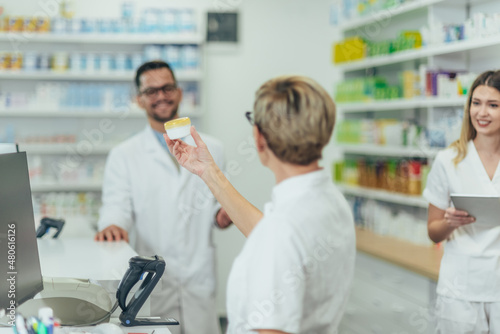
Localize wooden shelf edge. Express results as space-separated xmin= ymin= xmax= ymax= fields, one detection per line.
xmin=355 ymin=227 xmax=442 ymax=281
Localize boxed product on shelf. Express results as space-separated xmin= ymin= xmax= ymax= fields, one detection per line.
xmin=330 ymin=0 xmax=413 ymax=27
xmin=333 ymin=36 xmax=366 ymax=64
xmin=0 ymin=80 xmax=199 ymax=112
xmin=335 ymin=69 xmax=475 ymax=103
xmin=420 ymin=68 xmax=474 ymax=98
xmin=333 ymin=157 xmax=427 ymax=195
xmin=400 ymin=70 xmax=421 ymax=99
xmin=347 ymin=197 xmax=432 ymax=246
xmin=0 ymin=45 xmax=200 ymax=73
xmin=334 ymin=31 xmax=422 ymax=63
xmin=32 ymin=192 xmax=101 ymax=224
xmin=0 ymin=7 xmax=197 ymax=35
xmin=336 ymin=119 xmax=424 ymax=147
xmin=420 ymin=11 xmax=500 ymax=46
xmin=335 ymin=77 xmax=390 ymax=102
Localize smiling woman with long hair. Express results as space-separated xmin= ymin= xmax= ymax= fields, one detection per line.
xmin=424 ymin=70 xmax=500 ymax=333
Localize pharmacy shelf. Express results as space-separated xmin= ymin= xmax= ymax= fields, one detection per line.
xmin=19 ymin=143 xmax=117 ymax=154
xmin=0 ymin=108 xmax=200 ymax=118
xmin=338 ymin=144 xmax=440 ymax=158
xmin=337 ymin=35 xmax=500 ymax=72
xmin=355 ymin=227 xmax=442 ymax=281
xmin=0 ymin=70 xmax=202 ymax=81
xmin=31 ymin=181 xmax=102 ymax=192
xmin=337 ymin=0 xmax=443 ymax=32
xmin=0 ymin=33 xmax=203 ymax=44
xmin=337 ymin=97 xmax=466 ymax=113
xmin=337 ymin=184 xmax=428 ymax=208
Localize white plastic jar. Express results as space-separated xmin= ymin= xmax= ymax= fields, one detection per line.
xmin=164 ymin=117 xmax=191 ymax=140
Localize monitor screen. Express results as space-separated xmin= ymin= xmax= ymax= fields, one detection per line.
xmin=0 ymin=152 xmax=43 ymax=311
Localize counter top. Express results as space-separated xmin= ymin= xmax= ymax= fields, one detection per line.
xmin=355 ymin=227 xmax=443 ymax=281
xmin=38 ymin=238 xmax=137 ymax=281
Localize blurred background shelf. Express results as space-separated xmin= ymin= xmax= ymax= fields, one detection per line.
xmin=0 ymin=108 xmax=200 ymax=118
xmin=337 ymin=0 xmax=444 ymax=32
xmin=337 ymin=184 xmax=428 ymax=208
xmin=0 ymin=33 xmax=203 ymax=44
xmin=337 ymin=97 xmax=467 ymax=112
xmin=0 ymin=70 xmax=203 ymax=81
xmin=19 ymin=143 xmax=117 ymax=154
xmin=337 ymin=36 xmax=500 ymax=72
xmin=338 ymin=144 xmax=440 ymax=158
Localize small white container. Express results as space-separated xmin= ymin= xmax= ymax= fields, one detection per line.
xmin=164 ymin=117 xmax=191 ymax=139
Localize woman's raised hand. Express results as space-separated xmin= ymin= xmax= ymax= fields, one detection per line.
xmin=164 ymin=126 xmax=216 ymax=178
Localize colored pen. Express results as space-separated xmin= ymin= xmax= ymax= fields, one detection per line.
xmin=15 ymin=314 xmax=28 ymax=334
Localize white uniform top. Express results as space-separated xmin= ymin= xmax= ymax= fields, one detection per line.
xmin=226 ymin=170 xmax=356 ymax=334
xmin=423 ymin=140 xmax=500 ymax=302
xmin=98 ymin=126 xmax=224 ymax=333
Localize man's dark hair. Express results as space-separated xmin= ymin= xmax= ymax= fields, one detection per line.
xmin=135 ymin=60 xmax=176 ymax=91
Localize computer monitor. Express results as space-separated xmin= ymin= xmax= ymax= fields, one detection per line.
xmin=0 ymin=143 xmax=18 ymax=154
xmin=0 ymin=152 xmax=44 ymax=310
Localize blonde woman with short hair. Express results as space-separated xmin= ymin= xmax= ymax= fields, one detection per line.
xmin=424 ymin=70 xmax=500 ymax=333
xmin=164 ymin=75 xmax=355 ymax=334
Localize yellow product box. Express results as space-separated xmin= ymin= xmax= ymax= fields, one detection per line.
xmin=402 ymin=31 xmax=422 ymax=49
xmin=0 ymin=52 xmax=10 ymax=70
xmin=10 ymin=53 xmax=23 ymax=70
xmin=7 ymin=16 xmax=24 ymax=32
xmin=401 ymin=71 xmax=415 ymax=99
xmin=36 ymin=17 xmax=51 ymax=32
xmin=52 ymin=52 xmax=69 ymax=71
xmin=333 ymin=37 xmax=366 ymax=64
xmin=1 ymin=17 xmax=8 ymax=32
xmin=24 ymin=17 xmax=38 ymax=32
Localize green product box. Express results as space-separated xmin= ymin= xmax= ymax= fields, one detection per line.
xmin=421 ymin=164 xmax=430 ymax=194
xmin=388 ymin=86 xmax=400 ymax=99
xmin=332 ymin=161 xmax=344 ymax=183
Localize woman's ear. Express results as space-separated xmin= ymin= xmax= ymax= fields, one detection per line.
xmin=253 ymin=126 xmax=267 ymax=152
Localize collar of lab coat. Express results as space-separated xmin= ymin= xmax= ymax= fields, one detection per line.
xmin=269 ymin=169 xmax=328 ymax=211
xmin=141 ymin=125 xmax=193 ymax=192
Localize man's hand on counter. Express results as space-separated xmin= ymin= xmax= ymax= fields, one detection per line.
xmin=216 ymin=208 xmax=233 ymax=229
xmin=94 ymin=224 xmax=129 ymax=242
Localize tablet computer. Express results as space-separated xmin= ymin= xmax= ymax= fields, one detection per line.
xmin=450 ymin=194 xmax=500 ymax=227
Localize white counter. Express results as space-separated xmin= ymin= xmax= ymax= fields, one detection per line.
xmin=0 ymin=238 xmax=172 ymax=334
xmin=37 ymin=238 xmax=137 ymax=281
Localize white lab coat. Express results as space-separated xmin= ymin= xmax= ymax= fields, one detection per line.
xmin=423 ymin=140 xmax=500 ymax=302
xmin=226 ymin=170 xmax=356 ymax=334
xmin=424 ymin=141 xmax=500 ymax=332
xmin=98 ymin=126 xmax=224 ymax=334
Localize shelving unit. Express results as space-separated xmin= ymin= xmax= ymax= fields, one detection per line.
xmin=18 ymin=143 xmax=117 ymax=154
xmin=338 ymin=96 xmax=466 ymax=112
xmin=0 ymin=8 xmax=206 ymax=201
xmin=0 ymin=108 xmax=200 ymax=118
xmin=336 ymin=0 xmax=444 ymax=32
xmin=0 ymin=33 xmax=203 ymax=44
xmin=333 ymin=0 xmax=500 ymax=207
xmin=337 ymin=35 xmax=500 ymax=71
xmin=355 ymin=227 xmax=442 ymax=281
xmin=337 ymin=184 xmax=428 ymax=208
xmin=0 ymin=70 xmax=202 ymax=81
xmin=338 ymin=144 xmax=439 ymax=158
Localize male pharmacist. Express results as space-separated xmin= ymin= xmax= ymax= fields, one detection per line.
xmin=95 ymin=60 xmax=231 ymax=334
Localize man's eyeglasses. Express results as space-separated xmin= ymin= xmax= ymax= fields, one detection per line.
xmin=140 ymin=83 xmax=178 ymax=97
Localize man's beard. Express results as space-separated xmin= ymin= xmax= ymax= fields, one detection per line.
xmin=148 ymin=106 xmax=178 ymax=123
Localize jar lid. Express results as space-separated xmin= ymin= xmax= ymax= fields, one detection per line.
xmin=164 ymin=117 xmax=191 ymax=130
